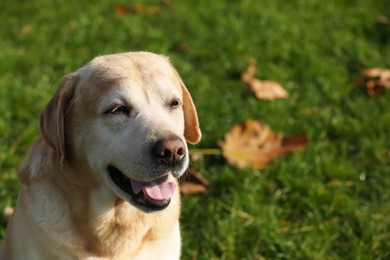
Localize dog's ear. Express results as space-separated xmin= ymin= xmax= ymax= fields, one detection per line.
xmin=172 ymin=71 xmax=201 ymax=144
xmin=182 ymin=82 xmax=202 ymax=144
xmin=40 ymin=73 xmax=79 ymax=165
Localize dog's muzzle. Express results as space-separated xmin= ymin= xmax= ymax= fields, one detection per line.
xmin=107 ymin=135 xmax=187 ymax=212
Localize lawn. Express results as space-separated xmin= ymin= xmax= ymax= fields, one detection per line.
xmin=1 ymin=0 xmax=390 ymax=258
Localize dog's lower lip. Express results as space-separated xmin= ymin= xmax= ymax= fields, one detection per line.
xmin=107 ymin=165 xmax=170 ymax=211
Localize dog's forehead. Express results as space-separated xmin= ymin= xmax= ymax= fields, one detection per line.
xmin=75 ymin=52 xmax=183 ymax=103
xmin=83 ymin=52 xmax=175 ymax=81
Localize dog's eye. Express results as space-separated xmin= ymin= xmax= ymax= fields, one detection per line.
xmin=170 ymin=99 xmax=181 ymax=108
xmin=105 ymin=105 xmax=131 ymax=116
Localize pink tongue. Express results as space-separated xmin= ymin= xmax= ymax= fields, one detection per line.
xmin=131 ymin=176 xmax=176 ymax=201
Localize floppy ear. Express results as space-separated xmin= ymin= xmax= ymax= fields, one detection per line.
xmin=173 ymin=72 xmax=201 ymax=145
xmin=182 ymin=83 xmax=202 ymax=144
xmin=40 ymin=73 xmax=79 ymax=165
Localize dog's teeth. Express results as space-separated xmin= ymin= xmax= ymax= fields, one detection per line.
xmin=143 ymin=190 xmax=150 ymax=199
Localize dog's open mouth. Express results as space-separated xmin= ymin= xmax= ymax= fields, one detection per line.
xmin=107 ymin=165 xmax=176 ymax=211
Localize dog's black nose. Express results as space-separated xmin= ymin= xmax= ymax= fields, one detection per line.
xmin=153 ymin=136 xmax=186 ymax=167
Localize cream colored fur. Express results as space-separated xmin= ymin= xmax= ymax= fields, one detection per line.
xmin=0 ymin=52 xmax=201 ymax=260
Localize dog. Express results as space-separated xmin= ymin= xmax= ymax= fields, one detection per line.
xmin=0 ymin=52 xmax=201 ymax=259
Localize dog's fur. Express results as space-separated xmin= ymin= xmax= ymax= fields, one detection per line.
xmin=0 ymin=52 xmax=201 ymax=259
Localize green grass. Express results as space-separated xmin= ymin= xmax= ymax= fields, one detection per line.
xmin=1 ymin=0 xmax=390 ymax=258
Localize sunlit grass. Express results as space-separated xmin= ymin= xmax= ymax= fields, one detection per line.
xmin=1 ymin=0 xmax=389 ymax=258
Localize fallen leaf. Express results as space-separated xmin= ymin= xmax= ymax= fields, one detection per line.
xmin=179 ymin=167 xmax=209 ymax=195
xmin=377 ymin=15 xmax=389 ymax=25
xmin=171 ymin=42 xmax=189 ymax=53
xmin=219 ymin=119 xmax=308 ymax=169
xmin=160 ymin=0 xmax=172 ymax=7
xmin=21 ymin=24 xmax=32 ymax=35
xmin=248 ymin=79 xmax=289 ymax=100
xmin=241 ymin=58 xmax=257 ymax=83
xmin=281 ymin=135 xmax=310 ymax=154
xmin=114 ymin=3 xmax=160 ymax=15
xmin=356 ymin=68 xmax=390 ymax=96
xmin=241 ymin=59 xmax=288 ymax=100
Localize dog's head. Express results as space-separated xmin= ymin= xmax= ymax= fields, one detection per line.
xmin=40 ymin=52 xmax=201 ymax=212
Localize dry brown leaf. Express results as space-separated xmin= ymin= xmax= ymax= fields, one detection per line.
xmin=179 ymin=168 xmax=209 ymax=195
xmin=114 ymin=4 xmax=160 ymax=15
xmin=171 ymin=42 xmax=189 ymax=53
xmin=21 ymin=24 xmax=32 ymax=35
xmin=377 ymin=15 xmax=389 ymax=25
xmin=280 ymin=135 xmax=310 ymax=154
xmin=241 ymin=59 xmax=257 ymax=83
xmin=241 ymin=59 xmax=288 ymax=100
xmin=160 ymin=0 xmax=172 ymax=7
xmin=356 ymin=68 xmax=390 ymax=96
xmin=219 ymin=119 xmax=308 ymax=170
xmin=248 ymin=79 xmax=289 ymax=100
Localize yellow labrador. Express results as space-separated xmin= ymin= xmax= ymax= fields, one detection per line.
xmin=0 ymin=52 xmax=201 ymax=259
